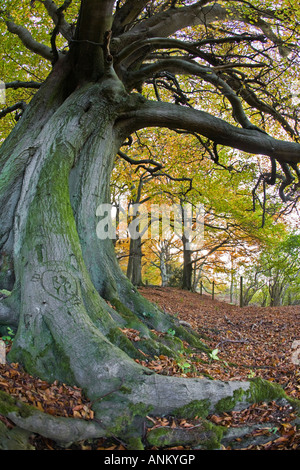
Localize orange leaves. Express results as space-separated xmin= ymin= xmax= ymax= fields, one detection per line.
xmin=210 ymin=401 xmax=297 ymax=428
xmin=209 ymin=402 xmax=300 ymax=450
xmin=0 ymin=362 xmax=93 ymax=420
xmin=139 ymin=287 xmax=300 ymax=398
xmin=119 ymin=327 xmax=141 ymax=342
xmin=135 ymin=354 xmax=195 ymax=377
xmin=137 ymin=286 xmax=300 ymax=450
xmin=147 ymin=415 xmax=196 ymax=430
xmin=1 ymin=286 xmax=300 ymax=451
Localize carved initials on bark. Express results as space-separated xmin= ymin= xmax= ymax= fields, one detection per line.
xmin=32 ymin=267 xmax=80 ymax=304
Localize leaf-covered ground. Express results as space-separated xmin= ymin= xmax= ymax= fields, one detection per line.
xmin=0 ymin=287 xmax=299 ymax=450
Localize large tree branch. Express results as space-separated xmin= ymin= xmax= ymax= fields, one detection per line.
xmin=127 ymin=56 xmax=299 ymax=148
xmin=128 ymin=1 xmax=221 ymax=38
xmin=117 ymin=100 xmax=300 ymax=165
xmin=112 ymin=1 xmax=224 ymax=53
xmin=112 ymin=1 xmax=292 ymax=62
xmin=75 ymin=0 xmax=115 ymax=43
xmin=131 ymin=52 xmax=297 ymax=140
xmin=112 ymin=0 xmax=150 ymax=35
xmin=127 ymin=57 xmax=265 ymax=131
xmin=5 ymin=19 xmax=53 ymax=61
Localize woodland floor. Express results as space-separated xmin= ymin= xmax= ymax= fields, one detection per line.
xmin=0 ymin=286 xmax=300 ymax=451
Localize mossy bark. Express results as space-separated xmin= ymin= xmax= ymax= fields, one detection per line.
xmin=0 ymin=67 xmax=298 ymax=448
xmin=146 ymin=419 xmax=224 ymax=450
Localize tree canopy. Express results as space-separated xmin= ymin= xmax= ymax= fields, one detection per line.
xmin=1 ymin=0 xmax=300 ymax=205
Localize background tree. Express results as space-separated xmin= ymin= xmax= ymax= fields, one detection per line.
xmin=112 ymin=127 xmax=284 ymax=292
xmin=0 ymin=0 xmax=300 ymax=448
xmin=252 ymin=232 xmax=300 ymax=306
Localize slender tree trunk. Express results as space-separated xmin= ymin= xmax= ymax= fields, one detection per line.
xmin=127 ymin=237 xmax=143 ymax=286
xmin=182 ymin=234 xmax=193 ymax=291
xmin=160 ymin=250 xmax=169 ymax=287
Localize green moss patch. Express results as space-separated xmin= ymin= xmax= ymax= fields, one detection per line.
xmin=215 ymin=388 xmax=246 ymax=413
xmin=173 ymin=399 xmax=211 ymax=420
xmin=146 ymin=418 xmax=224 ymax=450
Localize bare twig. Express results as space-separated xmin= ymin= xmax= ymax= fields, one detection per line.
xmin=36 ymin=0 xmax=74 ymax=41
xmin=50 ymin=0 xmax=73 ymax=64
xmin=216 ymin=338 xmax=249 ymax=349
xmin=0 ymin=101 xmax=27 ymax=120
xmin=4 ymin=81 xmax=41 ymax=90
xmin=117 ymin=149 xmax=163 ymax=173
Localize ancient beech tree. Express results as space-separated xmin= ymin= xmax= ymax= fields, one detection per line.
xmin=0 ymin=0 xmax=300 ymax=448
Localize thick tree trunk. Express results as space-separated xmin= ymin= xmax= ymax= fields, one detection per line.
xmin=0 ymin=58 xmax=74 ymax=290
xmin=0 ymin=64 xmax=295 ymax=448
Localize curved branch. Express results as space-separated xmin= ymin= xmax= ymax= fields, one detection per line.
xmin=264 ymin=157 xmax=277 ymax=185
xmin=5 ymin=19 xmax=53 ymax=61
xmin=112 ymin=2 xmax=226 ymax=59
xmin=117 ymin=149 xmax=163 ymax=173
xmin=290 ymin=162 xmax=300 ymax=184
xmin=223 ymin=72 xmax=298 ymax=140
xmin=127 ymin=57 xmax=265 ymax=131
xmin=125 ymin=1 xmax=226 ymax=41
xmin=278 ymin=162 xmax=296 ymax=202
xmin=50 ymin=1 xmax=73 ymax=64
xmin=112 ymin=0 xmax=150 ymax=35
xmin=116 ymin=37 xmax=209 ymax=64
xmin=128 ymin=53 xmax=297 ymax=139
xmin=115 ymin=2 xmax=274 ymax=50
xmin=113 ymin=1 xmax=293 ymax=70
xmin=117 ymin=100 xmax=300 ymax=165
xmin=127 ymin=57 xmax=263 ymax=86
xmin=0 ymin=102 xmax=27 ymax=120
xmin=115 ymin=35 xmax=267 ymax=65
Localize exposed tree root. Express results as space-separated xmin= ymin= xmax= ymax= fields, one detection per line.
xmin=1 ymin=373 xmax=299 ymax=450
xmin=0 ymin=292 xmax=19 ymax=330
xmin=0 ymin=390 xmax=105 ymax=447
